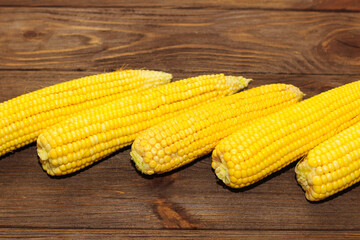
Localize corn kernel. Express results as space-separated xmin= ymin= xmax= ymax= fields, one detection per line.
xmin=296 ymin=113 xmax=360 ymax=200
xmin=37 ymin=74 xmax=251 ymax=176
xmin=214 ymin=80 xmax=360 ymax=190
xmin=132 ymin=83 xmax=304 ymax=175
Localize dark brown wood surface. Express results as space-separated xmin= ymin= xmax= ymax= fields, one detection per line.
xmin=2 ymin=0 xmax=360 ymax=11
xmin=1 ymin=1 xmax=360 ymax=239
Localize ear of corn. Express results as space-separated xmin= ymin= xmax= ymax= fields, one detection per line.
xmin=212 ymin=80 xmax=360 ymax=188
xmin=131 ymin=84 xmax=303 ymax=175
xmin=37 ymin=74 xmax=251 ymax=176
xmin=0 ymin=69 xmax=172 ymax=157
xmin=296 ymin=121 xmax=360 ymax=201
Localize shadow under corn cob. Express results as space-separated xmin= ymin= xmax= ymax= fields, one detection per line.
xmin=131 ymin=84 xmax=303 ymax=175
xmin=37 ymin=74 xmax=251 ymax=176
xmin=0 ymin=69 xmax=172 ymax=157
xmin=212 ymin=80 xmax=360 ymax=189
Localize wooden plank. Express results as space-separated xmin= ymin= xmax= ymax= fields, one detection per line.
xmin=1 ymin=0 xmax=360 ymax=11
xmin=1 ymin=229 xmax=360 ymax=239
xmin=0 ymin=8 xmax=360 ymax=74
xmin=2 ymin=142 xmax=359 ymax=230
xmin=1 ymin=71 xmax=360 ymax=230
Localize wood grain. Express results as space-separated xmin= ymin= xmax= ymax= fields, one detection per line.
xmin=1 ymin=1 xmax=360 ymax=238
xmin=1 ymin=142 xmax=360 ymax=230
xmin=2 ymin=0 xmax=360 ymax=11
xmin=0 ymin=8 xmax=360 ymax=74
xmin=1 ymin=229 xmax=360 ymax=239
xmin=1 ymin=71 xmax=360 ymax=232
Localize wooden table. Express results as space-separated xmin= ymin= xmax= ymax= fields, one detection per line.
xmin=1 ymin=1 xmax=360 ymax=239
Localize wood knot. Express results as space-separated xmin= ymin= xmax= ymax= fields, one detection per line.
xmin=153 ymin=198 xmax=202 ymax=229
xmin=23 ymin=30 xmax=38 ymax=39
xmin=321 ymin=30 xmax=360 ymax=61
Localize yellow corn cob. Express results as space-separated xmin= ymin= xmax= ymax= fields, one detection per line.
xmin=0 ymin=69 xmax=172 ymax=157
xmin=212 ymin=80 xmax=360 ymax=188
xmin=296 ymin=121 xmax=360 ymax=201
xmin=37 ymin=74 xmax=251 ymax=176
xmin=131 ymin=84 xmax=303 ymax=175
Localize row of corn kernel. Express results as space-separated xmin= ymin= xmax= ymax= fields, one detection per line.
xmin=0 ymin=69 xmax=172 ymax=157
xmin=132 ymin=79 xmax=360 ymax=201
xmin=130 ymin=83 xmax=303 ymax=175
xmin=1 ymin=70 xmax=250 ymax=175
xmin=3 ymin=68 xmax=359 ymax=201
xmin=295 ymin=121 xmax=360 ymax=201
xmin=211 ymin=80 xmax=360 ymax=201
xmin=36 ymin=73 xmax=251 ymax=176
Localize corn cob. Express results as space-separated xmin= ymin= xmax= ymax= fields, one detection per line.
xmin=296 ymin=121 xmax=360 ymax=201
xmin=0 ymin=69 xmax=172 ymax=157
xmin=212 ymin=80 xmax=360 ymax=188
xmin=131 ymin=84 xmax=303 ymax=175
xmin=37 ymin=74 xmax=250 ymax=176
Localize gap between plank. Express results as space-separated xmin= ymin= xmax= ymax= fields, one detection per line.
xmin=0 ymin=5 xmax=358 ymax=13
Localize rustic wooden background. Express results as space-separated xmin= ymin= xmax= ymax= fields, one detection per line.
xmin=1 ymin=1 xmax=360 ymax=239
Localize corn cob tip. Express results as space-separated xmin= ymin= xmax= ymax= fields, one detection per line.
xmin=295 ymin=156 xmax=332 ymax=202
xmin=36 ymin=134 xmax=55 ymax=175
xmin=112 ymin=69 xmax=172 ymax=88
xmin=224 ymin=76 xmax=252 ymax=95
xmin=294 ymin=120 xmax=360 ymax=201
xmin=294 ymin=157 xmax=311 ymax=191
xmin=37 ymin=138 xmax=47 ymax=160
xmin=285 ymin=84 xmax=304 ymax=101
xmin=211 ymin=150 xmax=231 ymax=186
xmin=0 ymin=69 xmax=173 ymax=158
xmin=141 ymin=70 xmax=173 ymax=88
xmin=130 ymin=144 xmax=154 ymax=175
